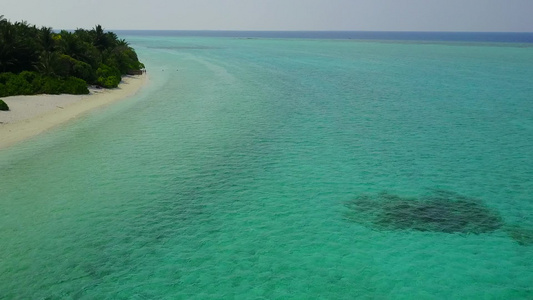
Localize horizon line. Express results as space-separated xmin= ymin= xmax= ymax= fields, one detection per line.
xmin=108 ymin=30 xmax=533 ymax=34
xmin=55 ymin=28 xmax=533 ymax=34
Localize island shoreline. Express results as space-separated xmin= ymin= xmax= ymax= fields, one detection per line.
xmin=0 ymin=74 xmax=148 ymax=150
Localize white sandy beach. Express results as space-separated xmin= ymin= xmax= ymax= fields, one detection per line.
xmin=0 ymin=74 xmax=148 ymax=149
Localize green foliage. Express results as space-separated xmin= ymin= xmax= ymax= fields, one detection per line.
xmin=54 ymin=55 xmax=95 ymax=83
xmin=97 ymin=76 xmax=120 ymax=88
xmin=96 ymin=64 xmax=121 ymax=88
xmin=19 ymin=70 xmax=39 ymax=83
xmin=0 ymin=72 xmax=38 ymax=96
xmin=59 ymin=30 xmax=101 ymax=69
xmin=39 ymin=77 xmax=62 ymax=94
xmin=0 ymin=19 xmax=41 ymax=73
xmin=61 ymin=77 xmax=89 ymax=94
xmin=36 ymin=51 xmax=58 ymax=76
xmin=105 ymin=47 xmax=144 ymax=74
xmin=0 ymin=72 xmax=33 ymax=96
xmin=72 ymin=60 xmax=95 ymax=83
xmin=0 ymin=99 xmax=9 ymax=111
xmin=0 ymin=72 xmax=10 ymax=84
xmin=53 ymin=54 xmax=72 ymax=77
xmin=38 ymin=76 xmax=89 ymax=95
xmin=0 ymin=17 xmax=144 ymax=95
xmin=96 ymin=63 xmax=121 ymax=78
xmin=0 ymin=72 xmax=88 ymax=96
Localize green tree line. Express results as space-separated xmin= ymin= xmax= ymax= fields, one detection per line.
xmin=0 ymin=15 xmax=144 ymax=97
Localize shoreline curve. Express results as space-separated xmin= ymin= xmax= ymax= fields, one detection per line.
xmin=0 ymin=74 xmax=148 ymax=150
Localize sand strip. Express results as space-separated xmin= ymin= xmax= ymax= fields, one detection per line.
xmin=0 ymin=74 xmax=148 ymax=149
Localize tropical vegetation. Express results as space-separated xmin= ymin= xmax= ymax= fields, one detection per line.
xmin=0 ymin=99 xmax=9 ymax=111
xmin=0 ymin=15 xmax=144 ymax=97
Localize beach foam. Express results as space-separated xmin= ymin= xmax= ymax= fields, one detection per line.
xmin=0 ymin=74 xmax=147 ymax=149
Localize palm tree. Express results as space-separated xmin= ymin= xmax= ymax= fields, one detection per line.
xmin=37 ymin=51 xmax=56 ymax=76
xmin=117 ymin=38 xmax=129 ymax=47
xmin=39 ymin=26 xmax=55 ymax=52
xmin=0 ymin=18 xmax=42 ymax=73
xmin=93 ymin=24 xmax=108 ymax=51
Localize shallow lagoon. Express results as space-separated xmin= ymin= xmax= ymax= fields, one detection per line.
xmin=1 ymin=34 xmax=532 ymax=298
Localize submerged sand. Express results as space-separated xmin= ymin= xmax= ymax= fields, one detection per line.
xmin=0 ymin=74 xmax=148 ymax=149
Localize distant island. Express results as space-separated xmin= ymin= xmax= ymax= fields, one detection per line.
xmin=0 ymin=15 xmax=145 ymax=99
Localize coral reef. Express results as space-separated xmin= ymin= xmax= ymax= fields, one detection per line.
xmin=345 ymin=190 xmax=533 ymax=246
xmin=345 ymin=190 xmax=503 ymax=234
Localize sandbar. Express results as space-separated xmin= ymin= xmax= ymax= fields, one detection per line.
xmin=0 ymin=74 xmax=148 ymax=149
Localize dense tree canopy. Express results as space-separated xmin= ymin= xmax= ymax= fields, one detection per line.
xmin=0 ymin=16 xmax=144 ymax=97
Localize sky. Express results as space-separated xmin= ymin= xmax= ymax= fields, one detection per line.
xmin=2 ymin=0 xmax=533 ymax=32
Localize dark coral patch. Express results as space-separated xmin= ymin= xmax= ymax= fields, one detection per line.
xmin=345 ymin=190 xmax=503 ymax=234
xmin=505 ymin=225 xmax=533 ymax=246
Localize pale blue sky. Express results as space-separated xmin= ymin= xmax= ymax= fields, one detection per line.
xmin=2 ymin=0 xmax=532 ymax=32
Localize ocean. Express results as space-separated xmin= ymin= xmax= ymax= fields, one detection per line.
xmin=1 ymin=32 xmax=532 ymax=299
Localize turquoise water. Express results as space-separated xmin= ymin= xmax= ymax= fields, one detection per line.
xmin=1 ymin=36 xmax=532 ymax=299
